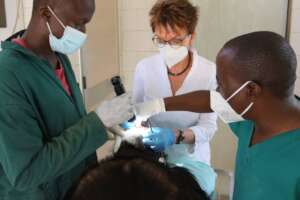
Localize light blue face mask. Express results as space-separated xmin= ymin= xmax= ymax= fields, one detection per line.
xmin=46 ymin=6 xmax=87 ymax=55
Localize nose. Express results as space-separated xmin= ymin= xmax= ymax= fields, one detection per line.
xmin=164 ymin=32 xmax=177 ymax=42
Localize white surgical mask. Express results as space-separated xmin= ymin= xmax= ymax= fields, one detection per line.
xmin=210 ymin=81 xmax=254 ymax=123
xmin=159 ymin=44 xmax=189 ymax=69
xmin=46 ymin=6 xmax=87 ymax=55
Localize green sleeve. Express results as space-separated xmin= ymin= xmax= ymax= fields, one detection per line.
xmin=0 ymin=68 xmax=108 ymax=191
xmin=0 ymin=105 xmax=107 ymax=190
xmin=0 ymin=105 xmax=107 ymax=191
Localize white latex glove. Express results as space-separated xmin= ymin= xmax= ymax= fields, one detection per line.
xmin=96 ymin=93 xmax=134 ymax=128
xmin=134 ymin=98 xmax=166 ymax=121
xmin=109 ymin=125 xmax=149 ymax=153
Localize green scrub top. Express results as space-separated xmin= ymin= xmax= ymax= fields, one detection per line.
xmin=0 ymin=40 xmax=108 ymax=200
xmin=230 ymin=120 xmax=300 ymax=200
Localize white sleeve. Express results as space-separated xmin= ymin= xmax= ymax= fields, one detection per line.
xmin=132 ymin=62 xmax=145 ymax=104
xmin=190 ymin=66 xmax=218 ymax=145
xmin=189 ymin=112 xmax=218 ymax=145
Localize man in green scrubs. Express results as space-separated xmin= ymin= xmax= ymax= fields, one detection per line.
xmin=0 ymin=0 xmax=133 ymax=199
xmin=136 ymin=31 xmax=300 ymax=200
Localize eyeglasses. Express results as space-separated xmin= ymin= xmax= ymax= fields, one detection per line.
xmin=152 ymin=34 xmax=191 ymax=49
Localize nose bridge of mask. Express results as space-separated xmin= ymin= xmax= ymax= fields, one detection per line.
xmin=160 ymin=44 xmax=189 ymax=68
xmin=47 ymin=6 xmax=66 ymax=29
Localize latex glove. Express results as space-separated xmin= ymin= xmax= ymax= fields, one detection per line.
xmin=142 ymin=127 xmax=176 ymax=152
xmin=134 ymin=99 xmax=166 ymax=121
xmin=96 ymin=93 xmax=134 ymax=128
xmin=120 ymin=122 xmax=136 ymax=130
xmin=109 ymin=125 xmax=149 ymax=152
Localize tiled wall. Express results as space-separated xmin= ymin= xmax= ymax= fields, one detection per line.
xmin=290 ymin=0 xmax=300 ymax=95
xmin=118 ymin=0 xmax=158 ymax=90
xmin=23 ymin=0 xmax=33 ymax=25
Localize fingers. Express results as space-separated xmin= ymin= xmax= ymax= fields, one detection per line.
xmin=142 ymin=137 xmax=156 ymax=146
xmin=108 ymin=126 xmax=126 ymax=137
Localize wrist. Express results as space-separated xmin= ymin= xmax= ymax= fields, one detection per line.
xmin=175 ymin=129 xmax=185 ymax=144
xmin=183 ymin=129 xmax=196 ymax=144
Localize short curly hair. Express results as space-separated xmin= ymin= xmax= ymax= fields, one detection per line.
xmin=150 ymin=0 xmax=199 ymax=34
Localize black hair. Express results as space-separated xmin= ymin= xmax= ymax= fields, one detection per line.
xmin=64 ymin=142 xmax=209 ymax=200
xmin=222 ymin=31 xmax=297 ymax=98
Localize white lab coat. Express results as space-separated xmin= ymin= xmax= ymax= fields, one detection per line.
xmin=133 ymin=49 xmax=218 ymax=165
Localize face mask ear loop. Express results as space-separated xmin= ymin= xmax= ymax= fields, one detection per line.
xmin=240 ymin=102 xmax=254 ymax=116
xmin=47 ymin=6 xmax=66 ymax=29
xmin=226 ymin=81 xmax=252 ymax=102
xmin=46 ymin=22 xmax=53 ymax=35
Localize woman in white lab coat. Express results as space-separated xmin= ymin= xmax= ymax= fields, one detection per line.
xmin=133 ymin=0 xmax=218 ymax=166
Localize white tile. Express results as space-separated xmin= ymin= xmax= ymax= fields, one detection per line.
xmin=290 ymin=33 xmax=300 ymax=55
xmin=295 ymin=78 xmax=300 ymax=96
xmin=119 ymin=0 xmax=156 ymax=10
xmin=297 ymin=55 xmax=300 ymax=76
xmin=119 ymin=0 xmax=137 ymax=10
xmin=293 ymin=0 xmax=300 ymax=9
xmin=120 ymin=10 xmax=138 ymax=31
xmin=146 ymin=0 xmax=157 ymax=9
xmin=136 ymin=9 xmax=152 ymax=31
xmin=121 ymin=51 xmax=137 ymax=70
xmin=69 ymin=51 xmax=81 ymax=66
xmin=291 ymin=9 xmax=300 ymax=33
xmin=134 ymin=0 xmax=152 ymax=9
xmin=135 ymin=31 xmax=156 ymax=51
xmin=24 ymin=0 xmax=33 ymax=7
xmin=122 ymin=31 xmax=138 ymax=51
xmin=136 ymin=51 xmax=157 ymax=61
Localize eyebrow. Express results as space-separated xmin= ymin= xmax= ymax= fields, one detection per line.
xmin=155 ymin=34 xmax=189 ymax=42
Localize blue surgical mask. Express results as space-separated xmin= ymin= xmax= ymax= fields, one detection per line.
xmin=46 ymin=6 xmax=87 ymax=54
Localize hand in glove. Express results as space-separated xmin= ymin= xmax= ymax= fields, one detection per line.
xmin=96 ymin=93 xmax=134 ymax=128
xmin=134 ymin=99 xmax=166 ymax=120
xmin=142 ymin=127 xmax=175 ymax=152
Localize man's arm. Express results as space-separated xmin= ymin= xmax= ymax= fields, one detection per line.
xmin=164 ymin=91 xmax=213 ymax=113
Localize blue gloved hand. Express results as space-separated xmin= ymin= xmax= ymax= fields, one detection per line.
xmin=142 ymin=127 xmax=176 ymax=152
xmin=120 ymin=122 xmax=135 ymax=130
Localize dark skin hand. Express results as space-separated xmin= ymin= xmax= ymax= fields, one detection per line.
xmin=22 ymin=0 xmax=95 ymax=69
xmin=164 ymin=47 xmax=300 ymax=145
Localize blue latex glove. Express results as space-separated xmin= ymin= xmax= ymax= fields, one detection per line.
xmin=142 ymin=127 xmax=176 ymax=152
xmin=120 ymin=122 xmax=135 ymax=130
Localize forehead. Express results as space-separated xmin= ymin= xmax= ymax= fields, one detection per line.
xmin=216 ymin=48 xmax=241 ymax=84
xmin=56 ymin=0 xmax=95 ymax=21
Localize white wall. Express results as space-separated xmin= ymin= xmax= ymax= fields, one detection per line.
xmin=118 ymin=0 xmax=158 ymax=89
xmin=290 ymin=0 xmax=300 ymax=95
xmin=192 ymin=0 xmax=288 ymax=61
xmin=0 ymin=0 xmax=21 ymax=41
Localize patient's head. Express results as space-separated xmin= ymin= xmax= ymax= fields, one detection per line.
xmin=65 ymin=143 xmax=209 ymax=200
